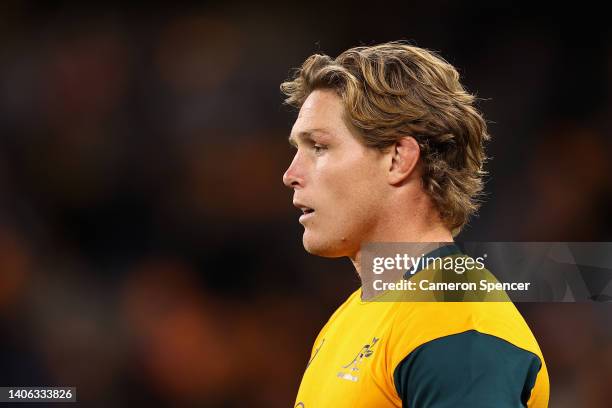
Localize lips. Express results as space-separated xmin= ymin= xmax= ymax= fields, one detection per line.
xmin=293 ymin=201 xmax=315 ymax=223
xmin=299 ymin=210 xmax=315 ymax=223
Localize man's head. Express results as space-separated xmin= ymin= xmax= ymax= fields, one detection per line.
xmin=281 ymin=42 xmax=489 ymax=257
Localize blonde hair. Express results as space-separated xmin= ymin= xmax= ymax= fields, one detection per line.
xmin=280 ymin=41 xmax=489 ymax=233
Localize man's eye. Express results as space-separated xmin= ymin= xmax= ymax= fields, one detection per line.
xmin=313 ymin=144 xmax=327 ymax=154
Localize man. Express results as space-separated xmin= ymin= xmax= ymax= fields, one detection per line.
xmin=281 ymin=42 xmax=549 ymax=407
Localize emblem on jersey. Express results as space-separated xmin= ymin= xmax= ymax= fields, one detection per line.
xmin=337 ymin=337 xmax=380 ymax=382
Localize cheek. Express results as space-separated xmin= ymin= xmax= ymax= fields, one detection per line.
xmin=318 ymin=156 xmax=383 ymax=218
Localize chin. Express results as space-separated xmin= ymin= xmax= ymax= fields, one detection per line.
xmin=302 ymin=230 xmax=351 ymax=258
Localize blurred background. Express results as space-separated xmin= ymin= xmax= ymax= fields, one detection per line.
xmin=0 ymin=1 xmax=611 ymax=407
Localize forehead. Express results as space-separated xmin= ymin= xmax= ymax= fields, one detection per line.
xmin=289 ymin=89 xmax=350 ymax=144
xmin=290 ymin=89 xmax=347 ymax=137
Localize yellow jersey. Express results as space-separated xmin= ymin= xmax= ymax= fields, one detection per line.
xmin=294 ymin=247 xmax=549 ymax=407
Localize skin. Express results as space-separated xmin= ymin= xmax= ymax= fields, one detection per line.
xmin=283 ymin=89 xmax=452 ymax=277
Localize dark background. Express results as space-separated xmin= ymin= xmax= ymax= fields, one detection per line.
xmin=0 ymin=2 xmax=611 ymax=407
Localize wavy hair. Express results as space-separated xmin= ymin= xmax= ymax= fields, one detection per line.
xmin=280 ymin=41 xmax=490 ymax=233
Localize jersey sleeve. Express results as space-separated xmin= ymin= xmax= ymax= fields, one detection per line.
xmin=392 ymin=330 xmax=543 ymax=408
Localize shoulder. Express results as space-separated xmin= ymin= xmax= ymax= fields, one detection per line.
xmin=386 ymin=301 xmax=549 ymax=407
xmin=388 ymin=301 xmax=544 ymax=363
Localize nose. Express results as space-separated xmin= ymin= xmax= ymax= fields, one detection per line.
xmin=283 ymin=153 xmax=304 ymax=189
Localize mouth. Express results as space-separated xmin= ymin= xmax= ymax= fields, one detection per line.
xmin=299 ymin=209 xmax=315 ymax=223
xmin=294 ymin=202 xmax=316 ymax=223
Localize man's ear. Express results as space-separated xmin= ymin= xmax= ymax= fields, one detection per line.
xmin=388 ymin=136 xmax=420 ymax=185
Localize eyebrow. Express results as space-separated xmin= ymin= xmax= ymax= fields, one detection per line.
xmin=288 ymin=128 xmax=331 ymax=147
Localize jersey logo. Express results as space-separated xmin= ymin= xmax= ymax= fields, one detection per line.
xmin=337 ymin=337 xmax=380 ymax=382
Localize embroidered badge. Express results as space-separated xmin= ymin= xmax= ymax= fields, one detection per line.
xmin=337 ymin=337 xmax=380 ymax=382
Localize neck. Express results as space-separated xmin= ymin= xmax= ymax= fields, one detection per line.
xmin=349 ymin=212 xmax=453 ymax=279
